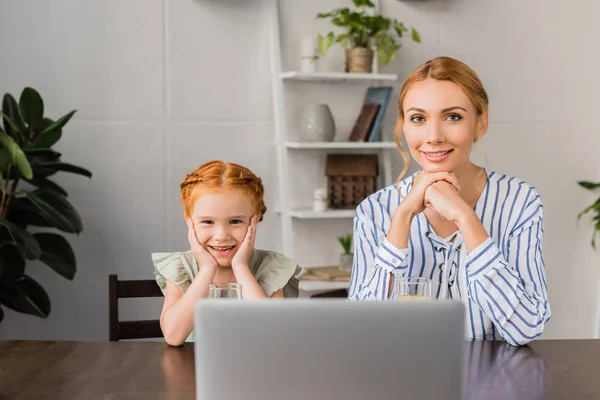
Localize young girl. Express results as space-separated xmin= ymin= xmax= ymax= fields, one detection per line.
xmin=349 ymin=56 xmax=550 ymax=346
xmin=153 ymin=160 xmax=300 ymax=346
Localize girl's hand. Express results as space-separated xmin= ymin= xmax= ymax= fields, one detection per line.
xmin=187 ymin=219 xmax=218 ymax=271
xmin=231 ymin=215 xmax=258 ymax=270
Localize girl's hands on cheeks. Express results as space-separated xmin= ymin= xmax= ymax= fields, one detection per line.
xmin=187 ymin=219 xmax=218 ymax=271
xmin=231 ymin=215 xmax=258 ymax=270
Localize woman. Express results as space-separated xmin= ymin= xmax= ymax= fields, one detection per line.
xmin=349 ymin=56 xmax=550 ymax=346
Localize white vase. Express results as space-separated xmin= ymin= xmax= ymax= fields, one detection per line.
xmin=339 ymin=253 xmax=353 ymax=272
xmin=299 ymin=104 xmax=335 ymax=142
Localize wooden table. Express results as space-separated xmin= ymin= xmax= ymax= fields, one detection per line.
xmin=1 ymin=339 xmax=599 ymax=399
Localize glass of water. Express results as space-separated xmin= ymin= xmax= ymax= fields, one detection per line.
xmin=208 ymin=283 xmax=242 ymax=299
xmin=394 ymin=276 xmax=431 ymax=300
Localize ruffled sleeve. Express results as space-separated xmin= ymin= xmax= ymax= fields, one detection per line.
xmin=253 ymin=251 xmax=301 ymax=298
xmin=151 ymin=252 xmax=196 ymax=295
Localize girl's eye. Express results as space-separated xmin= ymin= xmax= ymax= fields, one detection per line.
xmin=410 ymin=115 xmax=424 ymax=123
xmin=446 ymin=113 xmax=462 ymax=122
xmin=230 ymin=220 xmax=243 ymax=225
xmin=200 ymin=220 xmax=213 ymax=225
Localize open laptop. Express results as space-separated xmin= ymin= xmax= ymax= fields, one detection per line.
xmin=194 ymin=299 xmax=465 ymax=400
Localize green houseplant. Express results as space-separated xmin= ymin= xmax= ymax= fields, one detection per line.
xmin=337 ymin=233 xmax=353 ymax=271
xmin=0 ymin=87 xmax=92 ymax=322
xmin=578 ymin=180 xmax=600 ymax=249
xmin=317 ymin=0 xmax=421 ymax=73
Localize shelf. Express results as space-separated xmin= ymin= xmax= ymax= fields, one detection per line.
xmin=289 ymin=208 xmax=355 ymax=219
xmin=298 ymin=280 xmax=350 ymax=293
xmin=280 ymin=71 xmax=398 ymax=82
xmin=284 ymin=141 xmax=397 ymax=149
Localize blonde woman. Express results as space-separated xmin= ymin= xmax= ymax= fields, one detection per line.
xmin=349 ymin=57 xmax=550 ymax=346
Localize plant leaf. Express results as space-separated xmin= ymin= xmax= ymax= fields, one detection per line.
xmin=578 ymin=181 xmax=600 ymax=190
xmin=0 ymin=244 xmax=25 ymax=278
xmin=39 ymin=110 xmax=76 ymax=136
xmin=0 ymin=275 xmax=50 ymax=318
xmin=0 ymin=218 xmax=41 ymax=260
xmin=34 ymin=233 xmax=76 ymax=280
xmin=2 ymin=94 xmax=26 ymax=144
xmin=26 ymin=176 xmax=68 ymax=197
xmin=31 ymin=162 xmax=92 ymax=179
xmin=411 ymin=28 xmax=421 ymax=43
xmin=24 ymin=189 xmax=83 ymax=233
xmin=0 ymin=133 xmax=33 ymax=179
xmin=19 ymin=87 xmax=44 ymax=130
xmin=34 ymin=118 xmax=62 ymax=148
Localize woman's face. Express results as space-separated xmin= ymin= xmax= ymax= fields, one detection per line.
xmin=402 ymin=79 xmax=487 ymax=174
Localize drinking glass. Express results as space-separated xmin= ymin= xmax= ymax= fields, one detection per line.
xmin=208 ymin=283 xmax=242 ymax=299
xmin=394 ymin=276 xmax=431 ymax=300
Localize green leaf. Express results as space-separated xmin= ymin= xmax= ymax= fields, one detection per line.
xmin=31 ymin=162 xmax=92 ymax=179
xmin=26 ymin=176 xmax=68 ymax=197
xmin=578 ymin=181 xmax=600 ymax=190
xmin=0 ymin=218 xmax=41 ymax=260
xmin=25 ymin=148 xmax=62 ymax=163
xmin=352 ymin=0 xmax=375 ymax=7
xmin=0 ymin=275 xmax=50 ymax=318
xmin=24 ymin=189 xmax=83 ymax=233
xmin=0 ymin=243 xmax=26 ymax=278
xmin=318 ymin=33 xmax=336 ymax=56
xmin=0 ymin=133 xmax=33 ymax=179
xmin=34 ymin=118 xmax=62 ymax=148
xmin=39 ymin=110 xmax=76 ymax=136
xmin=19 ymin=87 xmax=44 ymax=130
xmin=578 ymin=198 xmax=600 ymax=220
xmin=34 ymin=233 xmax=76 ymax=280
xmin=2 ymin=94 xmax=25 ymax=144
xmin=411 ymin=28 xmax=421 ymax=43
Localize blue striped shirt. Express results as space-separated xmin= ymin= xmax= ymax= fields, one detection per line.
xmin=349 ymin=170 xmax=551 ymax=346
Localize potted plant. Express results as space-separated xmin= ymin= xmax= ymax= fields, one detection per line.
xmin=317 ymin=0 xmax=421 ymax=73
xmin=578 ymin=180 xmax=600 ymax=249
xmin=337 ymin=233 xmax=353 ymax=272
xmin=0 ymin=87 xmax=92 ymax=322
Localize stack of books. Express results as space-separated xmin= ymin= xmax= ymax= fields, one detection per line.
xmin=347 ymin=86 xmax=393 ymax=142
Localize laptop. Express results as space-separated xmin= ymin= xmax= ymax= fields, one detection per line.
xmin=194 ymin=299 xmax=465 ymax=400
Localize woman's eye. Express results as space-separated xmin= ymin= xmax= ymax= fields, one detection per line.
xmin=410 ymin=115 xmax=424 ymax=123
xmin=446 ymin=113 xmax=462 ymax=122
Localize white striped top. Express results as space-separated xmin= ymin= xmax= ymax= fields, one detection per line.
xmin=349 ymin=170 xmax=551 ymax=346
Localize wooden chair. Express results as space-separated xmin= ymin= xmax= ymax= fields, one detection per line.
xmin=310 ymin=289 xmax=349 ymax=298
xmin=108 ymin=274 xmax=164 ymax=341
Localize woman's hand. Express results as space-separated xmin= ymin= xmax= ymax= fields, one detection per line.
xmin=187 ymin=219 xmax=218 ymax=271
xmin=231 ymin=215 xmax=258 ymax=270
xmin=424 ymin=181 xmax=472 ymax=224
xmin=394 ymin=171 xmax=461 ymax=220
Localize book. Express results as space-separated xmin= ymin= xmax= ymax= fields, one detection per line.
xmin=347 ymin=103 xmax=381 ymax=142
xmin=363 ymin=86 xmax=393 ymax=142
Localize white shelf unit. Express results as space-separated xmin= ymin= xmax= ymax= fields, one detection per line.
xmin=280 ymin=71 xmax=398 ymax=82
xmin=268 ymin=0 xmax=397 ymax=271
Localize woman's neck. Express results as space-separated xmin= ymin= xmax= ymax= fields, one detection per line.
xmin=452 ymin=162 xmax=487 ymax=206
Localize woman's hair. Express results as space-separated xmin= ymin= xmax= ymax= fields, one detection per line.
xmin=180 ymin=160 xmax=267 ymax=221
xmin=394 ymin=56 xmax=489 ymax=184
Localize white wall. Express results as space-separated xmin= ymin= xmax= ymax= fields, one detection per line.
xmin=0 ymin=0 xmax=598 ymax=341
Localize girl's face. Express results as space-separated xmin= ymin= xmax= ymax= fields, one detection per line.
xmin=190 ymin=188 xmax=254 ymax=266
xmin=402 ymin=79 xmax=487 ymax=174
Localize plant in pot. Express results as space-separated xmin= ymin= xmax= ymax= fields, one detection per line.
xmin=317 ymin=0 xmax=421 ymax=73
xmin=578 ymin=180 xmax=600 ymax=249
xmin=0 ymin=87 xmax=92 ymax=322
xmin=337 ymin=233 xmax=353 ymax=272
